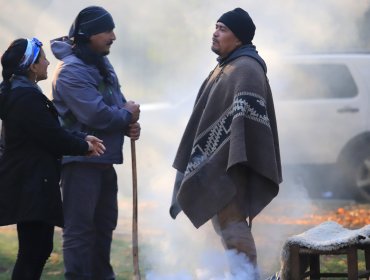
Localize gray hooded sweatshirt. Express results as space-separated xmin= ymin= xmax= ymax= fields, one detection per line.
xmin=51 ymin=39 xmax=132 ymax=164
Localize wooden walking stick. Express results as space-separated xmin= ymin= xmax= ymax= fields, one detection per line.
xmin=131 ymin=139 xmax=141 ymax=280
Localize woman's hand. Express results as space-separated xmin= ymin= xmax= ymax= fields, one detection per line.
xmin=85 ymin=135 xmax=106 ymax=156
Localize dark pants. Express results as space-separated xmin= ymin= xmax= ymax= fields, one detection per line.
xmin=12 ymin=221 xmax=54 ymax=280
xmin=61 ymin=162 xmax=118 ymax=280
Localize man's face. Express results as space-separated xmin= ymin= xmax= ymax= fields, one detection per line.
xmin=89 ymin=30 xmax=116 ymax=56
xmin=211 ymin=22 xmax=241 ymax=58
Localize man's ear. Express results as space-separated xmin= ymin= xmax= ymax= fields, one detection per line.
xmin=29 ymin=63 xmax=37 ymax=74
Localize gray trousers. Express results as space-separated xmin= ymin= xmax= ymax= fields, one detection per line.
xmin=61 ymin=162 xmax=118 ymax=280
xmin=211 ymin=168 xmax=258 ymax=278
xmin=212 ymin=199 xmax=257 ymax=266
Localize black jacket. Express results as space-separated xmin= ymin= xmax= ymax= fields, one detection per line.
xmin=0 ymin=81 xmax=89 ymax=227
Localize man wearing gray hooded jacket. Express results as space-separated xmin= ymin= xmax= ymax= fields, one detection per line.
xmin=51 ymin=6 xmax=140 ymax=279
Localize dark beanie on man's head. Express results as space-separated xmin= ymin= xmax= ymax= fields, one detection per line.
xmin=217 ymin=8 xmax=255 ymax=45
xmin=69 ymin=6 xmax=115 ymax=40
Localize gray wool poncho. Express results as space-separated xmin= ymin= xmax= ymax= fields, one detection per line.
xmin=170 ymin=48 xmax=282 ymax=228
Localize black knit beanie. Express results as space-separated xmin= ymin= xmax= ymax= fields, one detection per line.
xmin=69 ymin=6 xmax=115 ymax=39
xmin=217 ymin=8 xmax=255 ymax=45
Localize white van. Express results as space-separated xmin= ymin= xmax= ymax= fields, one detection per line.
xmin=269 ymin=54 xmax=370 ymax=201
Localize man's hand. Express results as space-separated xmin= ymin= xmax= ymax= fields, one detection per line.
xmin=127 ymin=122 xmax=141 ymax=141
xmin=123 ymin=101 xmax=140 ymax=123
xmin=85 ymin=135 xmax=106 ymax=156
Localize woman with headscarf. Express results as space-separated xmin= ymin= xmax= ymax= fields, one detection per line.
xmin=0 ymin=37 xmax=105 ymax=279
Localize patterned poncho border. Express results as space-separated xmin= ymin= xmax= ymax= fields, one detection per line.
xmin=185 ymin=91 xmax=270 ymax=177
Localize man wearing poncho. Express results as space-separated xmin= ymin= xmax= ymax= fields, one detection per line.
xmin=170 ymin=7 xmax=282 ymax=274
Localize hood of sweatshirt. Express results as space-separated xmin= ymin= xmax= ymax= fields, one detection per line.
xmin=50 ymin=37 xmax=74 ymax=61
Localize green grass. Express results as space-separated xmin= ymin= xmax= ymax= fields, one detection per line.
xmin=319 ymin=253 xmax=367 ymax=280
xmin=0 ymin=230 xmax=18 ymax=279
xmin=0 ymin=228 xmax=142 ymax=280
xmin=1 ymin=227 xmax=367 ymax=280
xmin=278 ymin=253 xmax=368 ymax=280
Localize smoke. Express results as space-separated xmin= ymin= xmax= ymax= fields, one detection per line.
xmin=143 ymin=218 xmax=259 ymax=280
xmin=146 ymin=249 xmax=258 ymax=280
xmin=2 ymin=0 xmax=370 ymax=99
xmin=2 ymin=0 xmax=370 ymax=278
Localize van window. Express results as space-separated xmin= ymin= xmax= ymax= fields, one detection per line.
xmin=271 ymin=63 xmax=358 ymax=100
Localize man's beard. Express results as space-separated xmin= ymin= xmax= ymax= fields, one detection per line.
xmin=73 ymin=42 xmax=111 ymax=83
xmin=211 ymin=45 xmax=220 ymax=56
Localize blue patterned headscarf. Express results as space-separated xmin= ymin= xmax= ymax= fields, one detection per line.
xmin=18 ymin=37 xmax=43 ymax=70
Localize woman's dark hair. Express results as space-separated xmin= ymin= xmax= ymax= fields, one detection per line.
xmin=72 ymin=39 xmax=111 ymax=85
xmin=0 ymin=38 xmax=41 ymax=93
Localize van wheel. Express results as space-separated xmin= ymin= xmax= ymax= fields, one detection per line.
xmin=352 ymin=156 xmax=370 ymax=201
xmin=342 ymin=148 xmax=370 ymax=202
